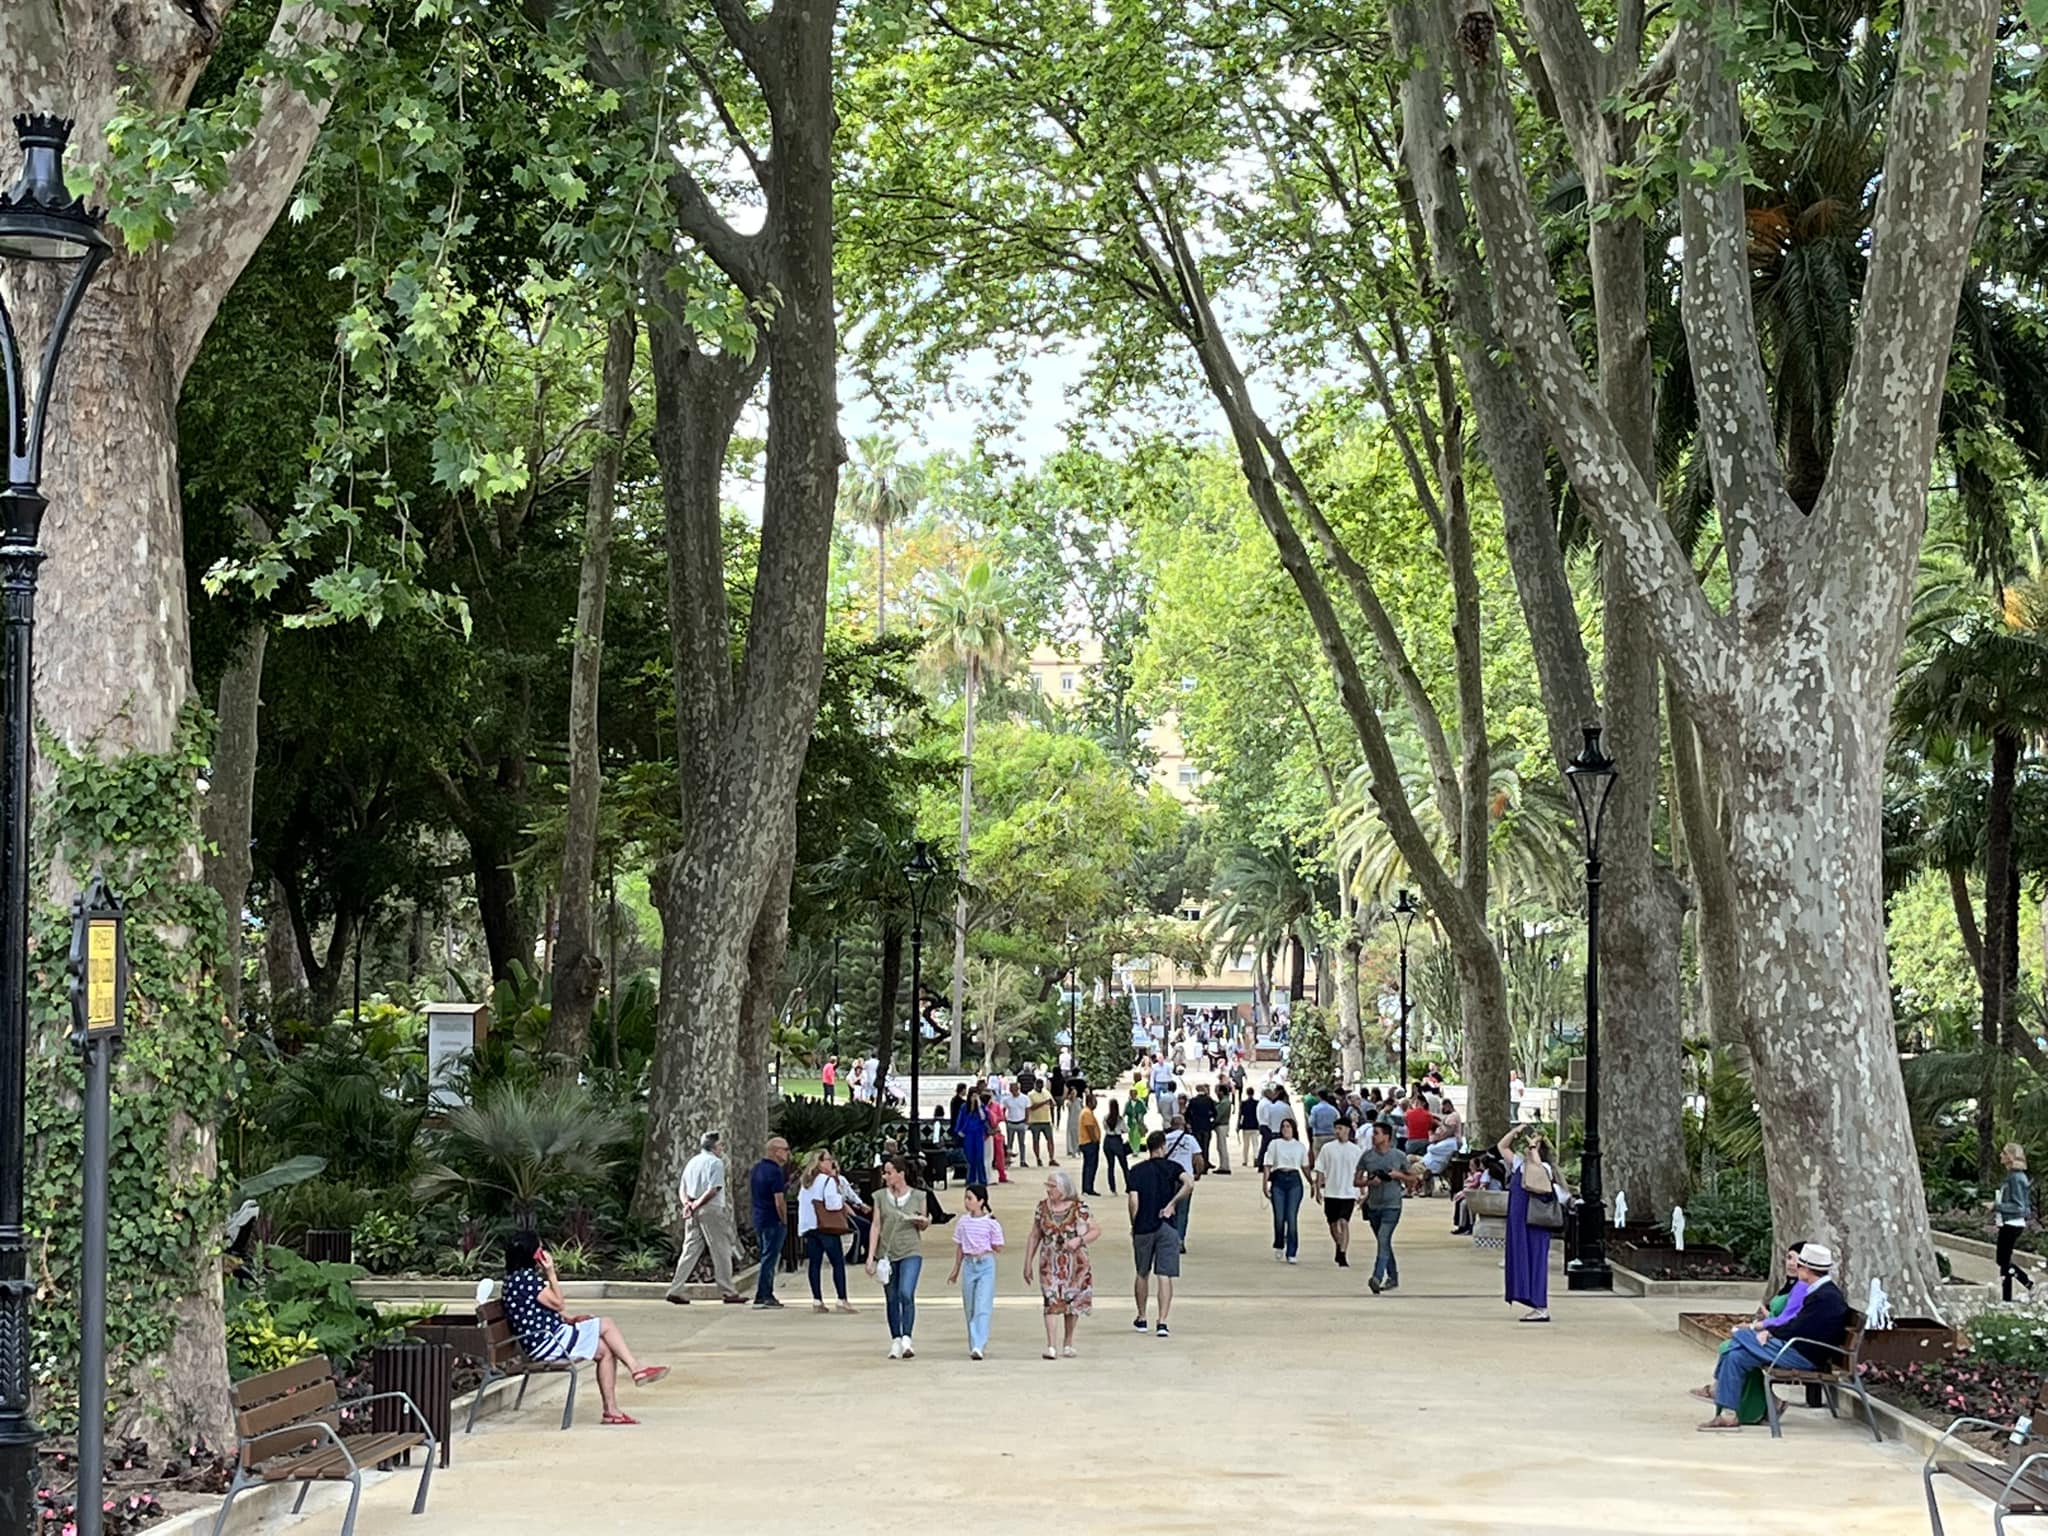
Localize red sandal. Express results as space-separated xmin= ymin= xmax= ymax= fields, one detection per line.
xmin=632 ymin=1366 xmax=670 ymax=1386
xmin=601 ymin=1412 xmax=640 ymax=1426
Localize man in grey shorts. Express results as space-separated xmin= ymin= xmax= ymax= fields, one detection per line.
xmin=1127 ymin=1130 xmax=1192 ymax=1338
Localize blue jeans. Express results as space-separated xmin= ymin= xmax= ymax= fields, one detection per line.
xmin=883 ymin=1252 xmax=923 ymax=1339
xmin=959 ymin=1254 xmax=995 ymax=1353
xmin=806 ymin=1231 xmax=847 ymax=1301
xmin=1715 ymin=1329 xmax=1815 ymax=1411
xmin=1366 ymin=1204 xmax=1401 ymax=1286
xmin=754 ymin=1221 xmax=785 ymax=1302
xmin=1270 ymin=1170 xmax=1303 ymax=1257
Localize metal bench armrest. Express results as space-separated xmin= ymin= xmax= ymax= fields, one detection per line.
xmin=1769 ymin=1336 xmax=1847 ymax=1368
xmin=349 ymin=1390 xmax=438 ymax=1444
xmin=1923 ymin=1416 xmax=2010 ymax=1473
xmin=242 ymin=1418 xmax=358 ymax=1477
xmin=2006 ymin=1451 xmax=2048 ymax=1502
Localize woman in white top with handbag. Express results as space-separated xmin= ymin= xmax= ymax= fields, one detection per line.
xmin=798 ymin=1151 xmax=868 ymax=1313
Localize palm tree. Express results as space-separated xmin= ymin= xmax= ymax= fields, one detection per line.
xmin=1203 ymin=844 xmax=1322 ymax=1020
xmin=1895 ymin=528 xmax=2048 ymax=1175
xmin=840 ymin=434 xmax=921 ymax=636
xmin=924 ymin=559 xmax=1018 ymax=1071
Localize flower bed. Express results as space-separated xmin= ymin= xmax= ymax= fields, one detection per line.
xmin=1863 ymin=1358 xmax=2046 ymax=1450
xmin=1611 ymin=1238 xmax=1760 ymax=1283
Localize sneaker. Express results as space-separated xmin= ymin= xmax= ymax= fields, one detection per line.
xmin=752 ymin=1297 xmax=784 ymax=1309
xmin=1382 ymin=1279 xmax=1400 ymax=1291
xmin=1335 ymin=1252 xmax=1349 ymax=1268
xmin=1368 ymin=1277 xmax=1383 ymax=1295
xmin=1274 ymin=1250 xmax=1285 ymax=1262
xmin=1155 ymin=1323 xmax=1170 ymax=1339
xmin=888 ymin=1338 xmax=904 ymax=1360
xmin=1133 ymin=1317 xmax=1150 ymax=1331
xmin=970 ymin=1349 xmax=984 ymax=1360
xmin=901 ymin=1338 xmax=916 ymax=1358
xmin=1286 ymin=1255 xmax=1298 ymax=1265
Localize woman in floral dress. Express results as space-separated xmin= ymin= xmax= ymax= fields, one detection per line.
xmin=1022 ymin=1169 xmax=1101 ymax=1358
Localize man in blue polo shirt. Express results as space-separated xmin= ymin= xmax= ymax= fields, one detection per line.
xmin=748 ymin=1136 xmax=791 ymax=1309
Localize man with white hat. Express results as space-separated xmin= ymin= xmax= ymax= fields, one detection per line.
xmin=1696 ymin=1242 xmax=1847 ymax=1431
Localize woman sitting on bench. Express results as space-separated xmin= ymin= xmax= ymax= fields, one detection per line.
xmin=504 ymin=1232 xmax=669 ymax=1425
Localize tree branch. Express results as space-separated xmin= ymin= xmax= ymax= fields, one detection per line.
xmin=1420 ymin=0 xmax=1736 ymax=732
xmin=1820 ymin=0 xmax=1998 ymax=630
xmin=666 ymin=167 xmax=768 ymax=298
xmin=162 ymin=1 xmax=362 ymax=383
xmin=1671 ymin=13 xmax=1800 ymax=615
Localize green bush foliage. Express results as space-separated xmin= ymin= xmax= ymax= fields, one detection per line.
xmin=1680 ymin=1177 xmax=1775 ymax=1275
xmin=1966 ymin=1309 xmax=2048 ymax=1371
xmin=1287 ymin=1004 xmax=1340 ymax=1091
xmin=226 ymin=1246 xmax=428 ymax=1379
xmin=1074 ymin=999 xmax=1134 ymax=1088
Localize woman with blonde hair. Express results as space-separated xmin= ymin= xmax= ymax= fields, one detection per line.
xmin=1996 ymin=1141 xmax=2035 ymax=1300
xmin=1022 ymin=1168 xmax=1100 ymax=1359
xmin=797 ymin=1149 xmax=867 ymax=1313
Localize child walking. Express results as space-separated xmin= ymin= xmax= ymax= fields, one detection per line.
xmin=948 ymin=1184 xmax=1006 ymax=1360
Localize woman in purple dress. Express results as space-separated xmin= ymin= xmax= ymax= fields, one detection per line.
xmin=1500 ymin=1126 xmax=1562 ymax=1323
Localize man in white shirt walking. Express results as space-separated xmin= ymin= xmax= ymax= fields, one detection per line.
xmin=1313 ymin=1119 xmax=1366 ymax=1268
xmin=1255 ymin=1085 xmax=1287 ymax=1169
xmin=1161 ymin=1114 xmax=1203 ymax=1247
xmin=667 ymin=1131 xmax=747 ymax=1305
xmin=1003 ymin=1082 xmax=1031 ymax=1166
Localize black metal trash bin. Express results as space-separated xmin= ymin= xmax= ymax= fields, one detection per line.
xmin=301 ymin=1228 xmax=353 ymax=1265
xmin=369 ymin=1340 xmax=452 ymax=1467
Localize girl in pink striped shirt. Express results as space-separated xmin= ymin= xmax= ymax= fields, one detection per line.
xmin=947 ymin=1185 xmax=1006 ymax=1359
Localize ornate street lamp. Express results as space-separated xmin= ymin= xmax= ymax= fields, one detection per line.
xmin=1392 ymin=887 xmax=1421 ymax=1091
xmin=903 ymin=841 xmax=939 ymax=1153
xmin=1063 ymin=930 xmax=1079 ymax=1052
xmin=0 ymin=114 xmax=109 ymax=1534
xmin=1564 ymin=723 xmax=1618 ymax=1293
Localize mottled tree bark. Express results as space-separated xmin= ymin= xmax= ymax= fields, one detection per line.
xmin=547 ymin=314 xmax=636 ymax=1069
xmin=630 ymin=0 xmax=841 ymax=1225
xmin=263 ymin=875 xmax=309 ymax=1006
xmin=1443 ymin=0 xmax=1998 ymax=1309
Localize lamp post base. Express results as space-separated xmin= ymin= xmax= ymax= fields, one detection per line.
xmin=1566 ymin=1197 xmax=1614 ymax=1292
xmin=0 ymin=1424 xmax=42 ymax=1536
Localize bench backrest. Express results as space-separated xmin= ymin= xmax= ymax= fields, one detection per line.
xmin=1840 ymin=1307 xmax=1866 ymax=1366
xmin=232 ymin=1355 xmax=341 ymax=1469
xmin=475 ymin=1299 xmax=526 ymax=1365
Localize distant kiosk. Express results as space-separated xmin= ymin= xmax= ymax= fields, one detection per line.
xmin=426 ymin=1001 xmax=490 ymax=1108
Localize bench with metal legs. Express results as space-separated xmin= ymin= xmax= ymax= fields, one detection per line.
xmin=1923 ymin=1392 xmax=2048 ymax=1536
xmin=1760 ymin=1312 xmax=1880 ymax=1443
xmin=215 ymin=1357 xmax=436 ymax=1536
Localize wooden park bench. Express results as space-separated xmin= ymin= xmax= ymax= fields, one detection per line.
xmin=1922 ymin=1388 xmax=2048 ymax=1536
xmin=409 ymin=1299 xmax=582 ymax=1432
xmin=1760 ymin=1307 xmax=1880 ymax=1442
xmin=215 ymin=1355 xmax=436 ymax=1536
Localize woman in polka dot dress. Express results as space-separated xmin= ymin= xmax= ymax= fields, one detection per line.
xmin=504 ymin=1232 xmax=669 ymax=1425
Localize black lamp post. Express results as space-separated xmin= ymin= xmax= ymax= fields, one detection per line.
xmin=1063 ymin=930 xmax=1079 ymax=1047
xmin=904 ymin=840 xmax=938 ymax=1151
xmin=1564 ymin=723 xmax=1618 ymax=1293
xmin=1392 ymin=887 xmax=1420 ymax=1091
xmin=0 ymin=115 xmax=108 ymax=1535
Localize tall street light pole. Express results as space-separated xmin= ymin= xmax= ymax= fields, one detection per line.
xmin=0 ymin=115 xmax=109 ymax=1536
xmin=1392 ymin=888 xmax=1420 ymax=1091
xmin=1063 ymin=931 xmax=1079 ymax=1049
xmin=1565 ymin=724 xmax=1618 ymax=1293
xmin=904 ymin=841 xmax=938 ymax=1156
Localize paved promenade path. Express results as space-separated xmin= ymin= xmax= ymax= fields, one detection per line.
xmin=300 ymin=1164 xmax=1951 ymax=1536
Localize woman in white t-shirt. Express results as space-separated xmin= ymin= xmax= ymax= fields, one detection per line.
xmin=797 ymin=1151 xmax=868 ymax=1313
xmin=1262 ymin=1117 xmax=1311 ymax=1263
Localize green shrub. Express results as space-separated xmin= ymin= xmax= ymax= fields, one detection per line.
xmin=1679 ymin=1178 xmax=1775 ymax=1275
xmin=354 ymin=1209 xmax=424 ymax=1275
xmin=224 ymin=1297 xmax=321 ymax=1381
xmin=1074 ymin=1000 xmax=1135 ymax=1088
xmin=1967 ymin=1309 xmax=2048 ymax=1370
xmin=244 ymin=1246 xmax=422 ymax=1371
xmin=1286 ymin=1005 xmax=1339 ymax=1091
xmin=414 ymin=1081 xmax=632 ymax=1225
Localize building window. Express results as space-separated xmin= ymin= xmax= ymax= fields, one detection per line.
xmin=1060 ymin=673 xmax=1076 ymax=693
xmin=1177 ymin=765 xmax=1199 ymax=787
xmin=1178 ymin=906 xmax=1203 ymax=923
xmin=1029 ymin=674 xmax=1043 ymax=692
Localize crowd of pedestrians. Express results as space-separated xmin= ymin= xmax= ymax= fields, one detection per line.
xmin=516 ymin=1048 xmax=1605 ymax=1407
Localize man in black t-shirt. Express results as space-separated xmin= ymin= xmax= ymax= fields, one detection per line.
xmin=1185 ymin=1084 xmax=1218 ymax=1165
xmin=1127 ymin=1131 xmax=1193 ymax=1338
